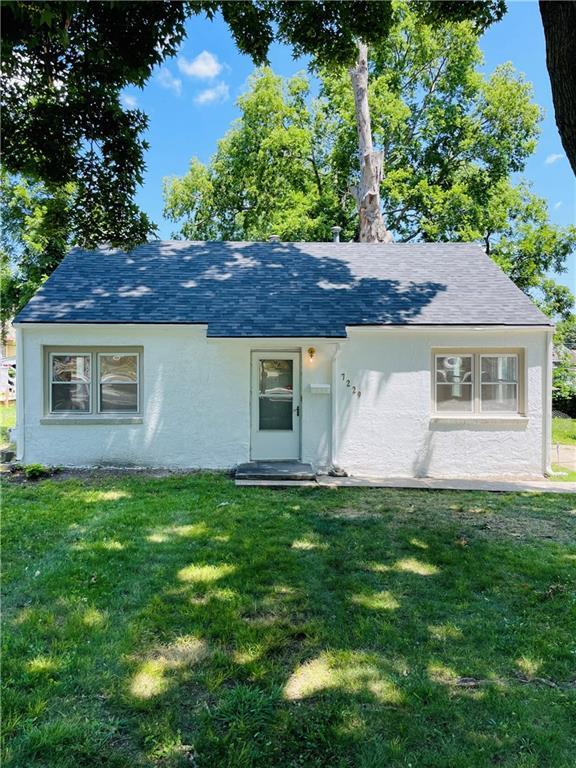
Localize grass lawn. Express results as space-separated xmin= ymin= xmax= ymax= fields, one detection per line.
xmin=0 ymin=403 xmax=15 ymax=449
xmin=551 ymin=464 xmax=576 ymax=483
xmin=552 ymin=417 xmax=576 ymax=446
xmin=2 ymin=474 xmax=575 ymax=768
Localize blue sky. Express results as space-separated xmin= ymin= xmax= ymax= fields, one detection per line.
xmin=125 ymin=1 xmax=575 ymax=294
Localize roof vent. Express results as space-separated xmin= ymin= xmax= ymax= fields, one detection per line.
xmin=268 ymin=234 xmax=280 ymax=243
xmin=331 ymin=226 xmax=342 ymax=243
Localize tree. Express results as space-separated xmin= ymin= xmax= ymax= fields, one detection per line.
xmin=557 ymin=316 xmax=576 ymax=350
xmin=539 ymin=1 xmax=576 ymax=176
xmin=164 ymin=9 xmax=575 ymax=319
xmin=0 ymin=0 xmax=405 ymax=249
xmin=1 ymin=1 xmax=507 ymax=245
xmin=2 ymin=0 xmax=509 ymax=318
xmin=552 ymin=348 xmax=576 ymax=405
xmin=164 ymin=69 xmax=343 ymax=241
xmin=1 ymin=171 xmax=72 ymax=334
xmin=553 ymin=315 xmax=576 ymax=411
xmin=349 ymin=43 xmax=392 ymax=242
xmin=425 ymin=0 xmax=576 ymax=176
xmin=3 ymin=0 xmax=572 ymax=319
xmin=1 ymin=1 xmax=192 ymax=246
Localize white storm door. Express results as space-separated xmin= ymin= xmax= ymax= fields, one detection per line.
xmin=250 ymin=352 xmax=301 ymax=460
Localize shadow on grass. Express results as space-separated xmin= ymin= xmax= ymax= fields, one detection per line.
xmin=2 ymin=474 xmax=575 ymax=767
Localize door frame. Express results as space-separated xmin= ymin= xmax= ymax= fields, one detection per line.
xmin=249 ymin=349 xmax=302 ymax=461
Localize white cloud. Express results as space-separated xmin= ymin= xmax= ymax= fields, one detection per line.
xmin=194 ymin=81 xmax=229 ymax=105
xmin=121 ymin=94 xmax=138 ymax=109
xmin=178 ymin=51 xmax=222 ymax=79
xmin=157 ymin=67 xmax=182 ymax=96
xmin=554 ymin=201 xmax=563 ymax=210
xmin=545 ymin=153 xmax=565 ymax=165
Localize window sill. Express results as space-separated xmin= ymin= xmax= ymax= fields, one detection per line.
xmin=40 ymin=416 xmax=143 ymax=425
xmin=430 ymin=415 xmax=528 ymax=424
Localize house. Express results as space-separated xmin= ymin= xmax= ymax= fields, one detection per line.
xmin=1 ymin=321 xmax=16 ymax=360
xmin=0 ymin=321 xmax=17 ymax=404
xmin=13 ymin=240 xmax=554 ymax=478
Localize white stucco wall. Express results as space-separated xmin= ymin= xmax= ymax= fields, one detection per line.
xmin=16 ymin=324 xmax=550 ymax=477
xmin=16 ymin=325 xmax=335 ymax=470
xmin=334 ymin=327 xmax=550 ymax=478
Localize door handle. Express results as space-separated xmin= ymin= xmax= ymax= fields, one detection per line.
xmin=295 ymin=405 xmax=300 ymax=416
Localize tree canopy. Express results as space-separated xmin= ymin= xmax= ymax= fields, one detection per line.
xmin=0 ymin=0 xmax=506 ymax=248
xmin=164 ymin=69 xmax=341 ymax=241
xmin=164 ymin=7 xmax=575 ymax=319
xmin=2 ymin=0 xmax=573 ymax=323
xmin=0 ymin=171 xmax=72 ymax=332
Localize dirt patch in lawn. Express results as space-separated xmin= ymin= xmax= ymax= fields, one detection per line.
xmin=441 ymin=504 xmax=576 ymax=545
xmin=322 ymin=506 xmax=383 ymax=520
xmin=1 ymin=466 xmax=220 ymax=485
xmin=322 ymin=496 xmax=576 ymax=545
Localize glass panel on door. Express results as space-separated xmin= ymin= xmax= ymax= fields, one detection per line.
xmin=259 ymin=359 xmax=293 ymax=430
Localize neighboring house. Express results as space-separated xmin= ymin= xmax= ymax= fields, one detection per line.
xmin=13 ymin=241 xmax=554 ymax=477
xmin=0 ymin=321 xmax=17 ymax=403
xmin=1 ymin=321 xmax=16 ymax=360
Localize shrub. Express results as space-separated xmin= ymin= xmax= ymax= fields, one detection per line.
xmin=553 ymin=396 xmax=576 ymax=419
xmin=24 ymin=463 xmax=52 ymax=480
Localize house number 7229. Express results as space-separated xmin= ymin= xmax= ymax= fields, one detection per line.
xmin=341 ymin=373 xmax=361 ymax=397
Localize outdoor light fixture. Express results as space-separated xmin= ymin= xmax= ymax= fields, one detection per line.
xmin=307 ymin=347 xmax=316 ymax=360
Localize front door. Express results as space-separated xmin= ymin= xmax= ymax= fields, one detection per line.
xmin=251 ymin=352 xmax=301 ymax=460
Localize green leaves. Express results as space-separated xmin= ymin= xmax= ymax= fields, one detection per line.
xmin=163 ymin=69 xmax=346 ymax=243
xmin=1 ymin=170 xmax=72 ymax=328
xmin=3 ymin=0 xmax=572 ymax=327
xmin=164 ymin=6 xmax=574 ymax=323
xmin=0 ymin=0 xmax=504 ymax=253
xmin=1 ymin=1 xmax=186 ymax=247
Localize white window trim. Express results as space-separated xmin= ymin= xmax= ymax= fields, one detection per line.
xmin=49 ymin=352 xmax=92 ymax=415
xmin=432 ymin=349 xmax=526 ymax=419
xmin=479 ymin=353 xmax=519 ymax=414
xmin=97 ymin=352 xmax=140 ymax=415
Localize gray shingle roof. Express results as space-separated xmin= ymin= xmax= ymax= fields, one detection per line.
xmin=15 ymin=241 xmax=550 ymax=336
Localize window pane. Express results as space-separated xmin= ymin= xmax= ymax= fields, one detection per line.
xmin=52 ymin=383 xmax=90 ymax=412
xmin=481 ymin=356 xmax=517 ymax=382
xmin=100 ymin=354 xmax=138 ymax=383
xmin=481 ymin=383 xmax=518 ymax=412
xmin=436 ymin=356 xmax=472 ymax=384
xmin=259 ymin=397 xmax=293 ymax=430
xmin=436 ymin=383 xmax=473 ymax=412
xmin=100 ymin=384 xmax=138 ymax=412
xmin=52 ymin=355 xmax=90 ymax=382
xmin=259 ymin=360 xmax=293 ymax=396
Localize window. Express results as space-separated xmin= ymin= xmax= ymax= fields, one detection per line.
xmin=433 ymin=351 xmax=523 ymax=416
xmin=480 ymin=355 xmax=518 ymax=412
xmin=258 ymin=359 xmax=294 ymax=430
xmin=47 ymin=348 xmax=141 ymax=417
xmin=50 ymin=354 xmax=91 ymax=412
xmin=99 ymin=353 xmax=139 ymax=412
xmin=435 ymin=355 xmax=473 ymax=413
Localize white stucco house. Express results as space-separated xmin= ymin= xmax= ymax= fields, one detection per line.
xmin=13 ymin=240 xmax=554 ymax=478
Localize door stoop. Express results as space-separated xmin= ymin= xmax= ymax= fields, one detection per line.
xmin=235 ymin=461 xmax=316 ymax=482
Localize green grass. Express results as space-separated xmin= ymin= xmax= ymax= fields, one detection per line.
xmin=551 ymin=464 xmax=576 ymax=482
xmin=0 ymin=403 xmax=15 ymax=449
xmin=2 ymin=474 xmax=575 ymax=768
xmin=552 ymin=417 xmax=576 ymax=445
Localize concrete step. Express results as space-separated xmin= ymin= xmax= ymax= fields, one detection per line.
xmin=235 ymin=479 xmax=318 ymax=488
xmin=235 ymin=461 xmax=316 ymax=481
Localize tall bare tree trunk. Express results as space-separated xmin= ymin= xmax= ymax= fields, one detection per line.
xmin=349 ymin=42 xmax=392 ymax=243
xmin=539 ymin=1 xmax=576 ymax=177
